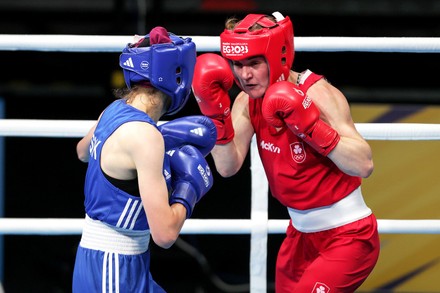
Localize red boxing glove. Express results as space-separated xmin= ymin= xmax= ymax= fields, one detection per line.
xmin=192 ymin=53 xmax=235 ymax=144
xmin=262 ymin=81 xmax=340 ymax=156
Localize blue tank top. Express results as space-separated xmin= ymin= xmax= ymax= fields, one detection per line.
xmin=84 ymin=99 xmax=164 ymax=231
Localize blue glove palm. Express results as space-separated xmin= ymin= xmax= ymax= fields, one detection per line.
xmin=168 ymin=145 xmax=214 ymax=218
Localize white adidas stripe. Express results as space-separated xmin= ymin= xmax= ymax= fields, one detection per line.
xmin=116 ymin=198 xmax=142 ymax=230
xmin=123 ymin=57 xmax=134 ymax=68
xmin=190 ymin=127 xmax=204 ymax=136
xmin=123 ymin=200 xmax=139 ymax=229
xmin=129 ymin=203 xmax=144 ymax=230
xmin=102 ymin=251 xmax=108 ymax=293
xmin=116 ymin=198 xmax=132 ymax=228
xmin=102 ymin=252 xmax=120 ymax=293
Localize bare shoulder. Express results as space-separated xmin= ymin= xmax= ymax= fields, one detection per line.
xmin=307 ymin=78 xmax=357 ymax=132
xmin=234 ymin=90 xmax=249 ymax=104
xmin=232 ymin=90 xmax=250 ymax=118
xmin=116 ymin=121 xmax=163 ymax=150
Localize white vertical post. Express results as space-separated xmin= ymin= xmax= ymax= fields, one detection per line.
xmin=250 ymin=135 xmax=269 ymax=292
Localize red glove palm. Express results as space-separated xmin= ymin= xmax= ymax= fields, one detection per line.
xmin=192 ymin=53 xmax=235 ymax=144
xmin=262 ymin=81 xmax=340 ymax=156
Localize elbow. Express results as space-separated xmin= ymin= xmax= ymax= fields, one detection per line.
xmin=76 ymin=144 xmax=90 ymax=162
xmin=77 ymin=153 xmax=89 ymax=163
xmin=217 ymin=168 xmax=238 ymax=178
xmin=151 ymin=231 xmax=178 ymax=249
xmin=215 ymin=162 xmax=241 ymax=178
xmin=77 ymin=151 xmax=89 ymax=163
xmin=360 ymin=160 xmax=374 ymax=178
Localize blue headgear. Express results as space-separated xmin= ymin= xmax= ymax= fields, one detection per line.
xmin=119 ymin=33 xmax=196 ymax=115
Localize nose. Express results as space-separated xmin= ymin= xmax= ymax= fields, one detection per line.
xmin=238 ymin=65 xmax=252 ymax=80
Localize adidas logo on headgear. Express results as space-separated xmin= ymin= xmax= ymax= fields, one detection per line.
xmin=123 ymin=57 xmax=134 ymax=68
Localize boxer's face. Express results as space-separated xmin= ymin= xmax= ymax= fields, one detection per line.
xmin=232 ymin=56 xmax=269 ymax=99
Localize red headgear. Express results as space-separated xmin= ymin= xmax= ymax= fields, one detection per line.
xmin=220 ymin=12 xmax=294 ymax=86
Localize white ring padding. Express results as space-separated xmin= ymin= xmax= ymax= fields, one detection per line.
xmin=250 ymin=136 xmax=269 ymax=292
xmin=1 ymin=35 xmax=440 ymax=53
xmin=0 ymin=119 xmax=96 ymax=137
xmin=0 ymin=120 xmax=439 ymax=140
xmin=1 ymin=218 xmax=440 ymax=235
xmin=355 ymin=123 xmax=440 ymax=140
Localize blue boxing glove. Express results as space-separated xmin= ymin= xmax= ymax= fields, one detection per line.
xmin=168 ymin=145 xmax=214 ymax=218
xmin=159 ymin=115 xmax=217 ymax=157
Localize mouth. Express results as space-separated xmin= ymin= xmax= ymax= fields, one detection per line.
xmin=244 ymin=84 xmax=257 ymax=90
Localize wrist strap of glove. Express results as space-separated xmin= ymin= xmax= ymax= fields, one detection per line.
xmin=295 ymin=120 xmax=340 ymax=156
xmin=211 ymin=115 xmax=234 ymax=145
xmin=169 ymin=182 xmax=197 ymax=218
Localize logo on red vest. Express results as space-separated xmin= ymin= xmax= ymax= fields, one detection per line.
xmin=290 ymin=142 xmax=305 ymax=163
xmin=312 ymin=282 xmax=330 ymax=293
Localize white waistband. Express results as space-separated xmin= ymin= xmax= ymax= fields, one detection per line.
xmin=80 ymin=215 xmax=150 ymax=255
xmin=287 ymin=187 xmax=372 ymax=233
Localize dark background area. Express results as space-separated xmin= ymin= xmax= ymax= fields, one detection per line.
xmin=1 ymin=0 xmax=440 ymax=292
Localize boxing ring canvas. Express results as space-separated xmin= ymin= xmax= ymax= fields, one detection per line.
xmin=0 ymin=35 xmax=440 ymax=292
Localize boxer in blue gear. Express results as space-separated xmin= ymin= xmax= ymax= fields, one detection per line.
xmin=73 ymin=26 xmax=214 ymax=292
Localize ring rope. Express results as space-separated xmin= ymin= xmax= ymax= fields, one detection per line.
xmin=1 ymin=218 xmax=440 ymax=235
xmin=1 ymin=35 xmax=440 ymax=53
xmin=0 ymin=119 xmax=439 ymax=140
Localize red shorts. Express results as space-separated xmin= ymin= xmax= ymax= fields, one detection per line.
xmin=275 ymin=214 xmax=380 ymax=293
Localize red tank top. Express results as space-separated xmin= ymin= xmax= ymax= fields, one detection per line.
xmin=249 ymin=72 xmax=361 ymax=210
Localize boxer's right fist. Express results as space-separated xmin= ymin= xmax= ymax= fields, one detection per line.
xmin=262 ymin=81 xmax=340 ymax=156
xmin=192 ymin=53 xmax=235 ymax=144
xmin=168 ymin=145 xmax=213 ymax=218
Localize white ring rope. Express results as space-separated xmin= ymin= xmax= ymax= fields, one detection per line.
xmin=1 ymin=35 xmax=440 ymax=53
xmin=1 ymin=218 xmax=440 ymax=235
xmin=0 ymin=119 xmax=439 ymax=140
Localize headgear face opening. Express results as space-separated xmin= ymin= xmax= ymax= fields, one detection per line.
xmin=220 ymin=12 xmax=294 ymax=86
xmin=119 ymin=32 xmax=197 ymax=116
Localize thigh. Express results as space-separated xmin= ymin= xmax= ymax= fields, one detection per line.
xmin=294 ymin=215 xmax=380 ymax=293
xmin=275 ymin=222 xmax=318 ymax=293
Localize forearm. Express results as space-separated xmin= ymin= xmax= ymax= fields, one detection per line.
xmin=149 ymin=202 xmax=186 ymax=249
xmin=328 ymin=136 xmax=373 ymax=178
xmin=211 ymin=142 xmax=246 ymax=177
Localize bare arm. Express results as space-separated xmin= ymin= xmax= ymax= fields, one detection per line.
xmin=77 ymin=112 xmax=104 ymax=163
xmin=76 ymin=122 xmax=97 ymax=163
xmin=211 ymin=91 xmax=255 ymax=177
xmin=308 ymin=79 xmax=373 ymax=178
xmin=126 ymin=123 xmax=187 ymax=249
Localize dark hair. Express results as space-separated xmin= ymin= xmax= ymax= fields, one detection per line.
xmin=112 ymin=85 xmax=172 ymax=113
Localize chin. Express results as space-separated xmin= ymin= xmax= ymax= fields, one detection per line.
xmin=247 ymin=89 xmax=265 ymax=99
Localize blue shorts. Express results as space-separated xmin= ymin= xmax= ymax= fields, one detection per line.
xmin=73 ymin=245 xmax=165 ymax=293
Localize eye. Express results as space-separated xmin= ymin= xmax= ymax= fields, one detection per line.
xmin=232 ymin=62 xmax=243 ymax=68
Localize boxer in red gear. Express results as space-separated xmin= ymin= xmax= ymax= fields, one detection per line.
xmin=192 ymin=11 xmax=380 ymax=293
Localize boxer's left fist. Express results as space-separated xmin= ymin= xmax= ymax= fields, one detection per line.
xmin=262 ymin=81 xmax=340 ymax=156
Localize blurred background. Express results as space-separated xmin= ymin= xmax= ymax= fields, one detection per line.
xmin=1 ymin=0 xmax=440 ymax=292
